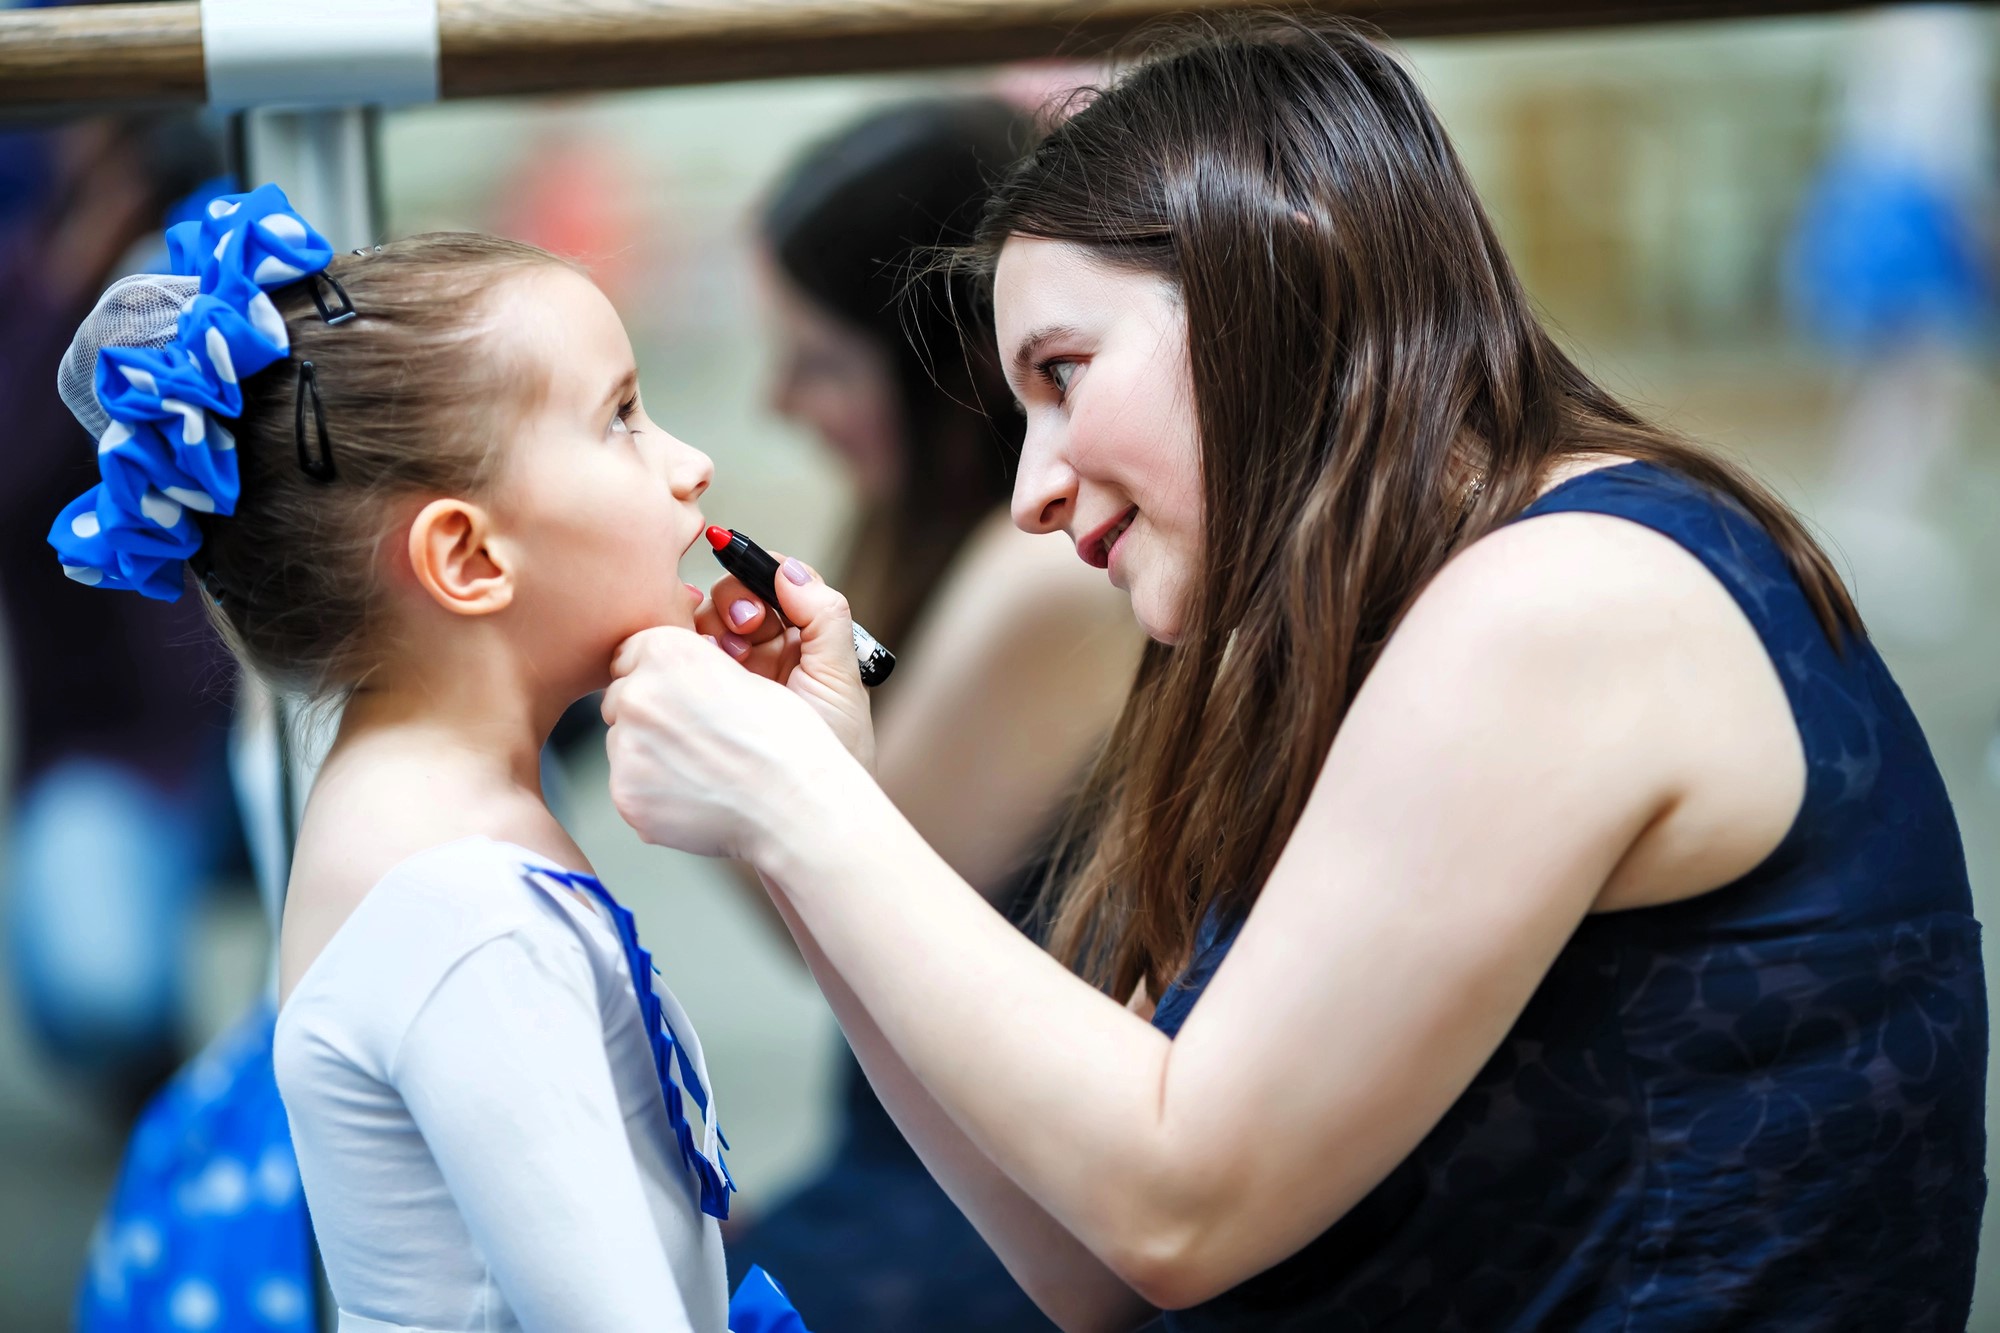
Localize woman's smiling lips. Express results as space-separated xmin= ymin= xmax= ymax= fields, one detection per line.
xmin=1076 ymin=506 xmax=1138 ymax=570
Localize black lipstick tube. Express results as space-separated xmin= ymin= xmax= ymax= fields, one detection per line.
xmin=709 ymin=528 xmax=896 ymax=688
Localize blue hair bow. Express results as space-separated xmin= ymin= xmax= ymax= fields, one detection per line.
xmin=49 ymin=183 xmax=334 ymax=601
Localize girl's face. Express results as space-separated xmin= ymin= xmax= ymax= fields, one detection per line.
xmin=756 ymin=252 xmax=905 ymax=504
xmin=995 ymin=237 xmax=1201 ymax=643
xmin=492 ymin=266 xmax=713 ymax=683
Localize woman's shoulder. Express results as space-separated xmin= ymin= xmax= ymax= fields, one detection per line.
xmin=1426 ymin=488 xmax=1733 ymax=654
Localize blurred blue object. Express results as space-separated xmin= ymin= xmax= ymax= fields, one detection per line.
xmin=77 ymin=1003 xmax=316 ymax=1332
xmin=5 ymin=759 xmax=205 ymax=1081
xmin=1788 ymin=151 xmax=1992 ymax=351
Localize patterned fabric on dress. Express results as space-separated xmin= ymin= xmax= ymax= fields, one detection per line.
xmin=1149 ymin=462 xmax=1987 ymax=1331
xmin=77 ymin=1002 xmax=317 ymax=1332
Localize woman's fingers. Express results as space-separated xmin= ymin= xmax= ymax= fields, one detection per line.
xmin=769 ymin=557 xmax=857 ymax=678
xmin=695 ymin=573 xmax=782 ymax=644
xmin=610 ymin=625 xmax=672 ymax=680
xmin=760 ymin=555 xmax=873 ymax=770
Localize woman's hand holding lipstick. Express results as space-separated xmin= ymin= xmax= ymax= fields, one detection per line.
xmin=690 ymin=552 xmax=874 ymax=773
xmin=602 ymin=553 xmax=875 ymax=861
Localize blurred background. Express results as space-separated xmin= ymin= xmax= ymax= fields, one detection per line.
xmin=1 ymin=3 xmax=1996 ymax=1329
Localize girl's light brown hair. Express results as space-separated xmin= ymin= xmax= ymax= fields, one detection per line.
xmin=192 ymin=233 xmax=573 ymax=698
xmin=971 ymin=16 xmax=1860 ymax=1000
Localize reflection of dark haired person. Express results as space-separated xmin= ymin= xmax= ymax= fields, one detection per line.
xmin=607 ymin=19 xmax=1986 ymax=1332
xmin=729 ymin=98 xmax=1139 ymax=1331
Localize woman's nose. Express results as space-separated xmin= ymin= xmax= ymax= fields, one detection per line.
xmin=1010 ymin=426 xmax=1077 ymax=536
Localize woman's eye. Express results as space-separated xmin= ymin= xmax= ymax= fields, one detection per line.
xmin=1038 ymin=358 xmax=1080 ymax=399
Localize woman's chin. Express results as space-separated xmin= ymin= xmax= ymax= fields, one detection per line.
xmin=1129 ymin=589 xmax=1181 ymax=645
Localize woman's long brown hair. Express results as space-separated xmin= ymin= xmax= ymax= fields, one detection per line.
xmin=970 ymin=16 xmax=1860 ymax=1000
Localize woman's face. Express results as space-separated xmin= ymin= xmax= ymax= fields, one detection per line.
xmin=491 ymin=265 xmax=713 ymax=683
xmin=995 ymin=237 xmax=1201 ymax=643
xmin=756 ymin=252 xmax=905 ymax=503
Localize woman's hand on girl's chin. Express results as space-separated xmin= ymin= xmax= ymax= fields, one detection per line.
xmin=691 ymin=557 xmax=875 ymax=773
xmin=602 ymin=626 xmax=858 ymax=862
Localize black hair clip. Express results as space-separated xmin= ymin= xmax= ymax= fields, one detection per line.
xmin=296 ymin=360 xmax=336 ymax=482
xmin=186 ymin=549 xmax=230 ymax=607
xmin=308 ymin=269 xmax=357 ymax=325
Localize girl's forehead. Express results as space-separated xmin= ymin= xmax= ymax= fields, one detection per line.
xmin=500 ymin=266 xmax=634 ymax=405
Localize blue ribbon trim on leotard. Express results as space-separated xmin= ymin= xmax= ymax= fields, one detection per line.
xmin=522 ymin=865 xmax=736 ymax=1221
xmin=49 ymin=183 xmax=334 ymax=600
xmin=728 ymin=1265 xmax=811 ymax=1333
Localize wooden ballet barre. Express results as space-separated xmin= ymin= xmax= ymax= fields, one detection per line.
xmin=0 ymin=0 xmax=1901 ymax=115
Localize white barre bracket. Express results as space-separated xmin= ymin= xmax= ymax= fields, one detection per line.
xmin=202 ymin=0 xmax=440 ymax=111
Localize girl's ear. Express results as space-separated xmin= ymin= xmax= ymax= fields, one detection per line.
xmin=407 ymin=498 xmax=514 ymax=616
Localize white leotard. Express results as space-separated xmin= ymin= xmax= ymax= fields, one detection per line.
xmin=274 ymin=836 xmax=729 ymax=1333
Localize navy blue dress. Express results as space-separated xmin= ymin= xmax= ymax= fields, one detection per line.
xmin=1150 ymin=462 xmax=1987 ymax=1331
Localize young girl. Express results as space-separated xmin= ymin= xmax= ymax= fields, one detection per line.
xmin=50 ymin=184 xmax=804 ymax=1333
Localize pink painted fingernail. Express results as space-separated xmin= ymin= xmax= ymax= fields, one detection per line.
xmin=729 ymin=599 xmax=759 ymax=627
xmin=701 ymin=634 xmax=719 ymax=646
xmin=720 ymin=632 xmax=750 ymax=657
xmin=782 ymin=558 xmax=811 ymax=586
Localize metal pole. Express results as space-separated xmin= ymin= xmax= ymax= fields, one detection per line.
xmin=231 ymin=106 xmax=382 ymax=1333
xmin=229 ymin=108 xmax=380 ymax=936
xmin=238 ymin=107 xmax=384 ymax=252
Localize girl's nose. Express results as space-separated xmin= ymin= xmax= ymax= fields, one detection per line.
xmin=672 ymin=439 xmax=714 ymax=501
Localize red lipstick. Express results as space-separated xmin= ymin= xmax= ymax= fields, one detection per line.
xmin=704 ymin=526 xmax=896 ymax=688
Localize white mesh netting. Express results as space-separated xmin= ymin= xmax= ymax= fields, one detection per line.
xmin=57 ymin=273 xmax=200 ymax=439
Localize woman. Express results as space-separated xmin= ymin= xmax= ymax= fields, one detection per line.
xmin=607 ymin=19 xmax=1987 ymax=1330
xmin=730 ymin=98 xmax=1138 ymax=1330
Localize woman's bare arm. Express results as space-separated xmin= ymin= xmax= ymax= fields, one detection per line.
xmin=763 ymin=876 xmax=1157 ymax=1333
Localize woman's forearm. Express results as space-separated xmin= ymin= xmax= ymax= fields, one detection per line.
xmin=761 ymin=876 xmax=1153 ymax=1333
xmin=756 ymin=781 xmax=1208 ymax=1301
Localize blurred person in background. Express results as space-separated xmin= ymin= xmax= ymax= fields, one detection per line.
xmin=724 ymin=97 xmax=1142 ymax=1331
xmin=1787 ymin=3 xmax=1994 ymax=646
xmin=0 ymin=108 xmax=243 ymax=1112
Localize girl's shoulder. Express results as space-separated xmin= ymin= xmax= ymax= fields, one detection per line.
xmin=277 ymin=836 xmax=613 ymax=1059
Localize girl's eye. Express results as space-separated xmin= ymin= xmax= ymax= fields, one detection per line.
xmin=612 ymin=396 xmax=641 ymax=435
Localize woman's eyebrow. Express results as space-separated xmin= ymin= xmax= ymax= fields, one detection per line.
xmin=1007 ymin=324 xmax=1081 ymax=390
